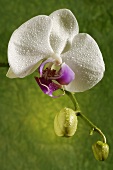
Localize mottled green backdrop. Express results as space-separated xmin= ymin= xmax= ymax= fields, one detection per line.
xmin=0 ymin=0 xmax=113 ymax=169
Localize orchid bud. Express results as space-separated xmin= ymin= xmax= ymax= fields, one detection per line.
xmin=54 ymin=107 xmax=78 ymax=137
xmin=92 ymin=141 xmax=109 ymax=161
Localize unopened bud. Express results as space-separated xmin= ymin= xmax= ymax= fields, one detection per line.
xmin=54 ymin=107 xmax=78 ymax=137
xmin=92 ymin=141 xmax=109 ymax=161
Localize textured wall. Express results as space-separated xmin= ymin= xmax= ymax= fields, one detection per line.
xmin=0 ymin=0 xmax=113 ymax=169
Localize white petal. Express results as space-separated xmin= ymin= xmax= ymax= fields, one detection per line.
xmin=49 ymin=9 xmax=79 ymax=54
xmin=7 ymin=15 xmax=54 ymax=78
xmin=61 ymin=33 xmax=105 ymax=92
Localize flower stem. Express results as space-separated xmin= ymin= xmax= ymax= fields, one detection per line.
xmin=65 ymin=91 xmax=80 ymax=111
xmin=65 ymin=91 xmax=106 ymax=143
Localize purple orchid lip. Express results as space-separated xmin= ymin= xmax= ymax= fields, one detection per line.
xmin=35 ymin=77 xmax=63 ymax=98
xmin=56 ymin=63 xmax=75 ymax=85
xmin=35 ymin=58 xmax=75 ymax=97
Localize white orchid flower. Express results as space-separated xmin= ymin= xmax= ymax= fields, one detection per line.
xmin=6 ymin=9 xmax=105 ymax=97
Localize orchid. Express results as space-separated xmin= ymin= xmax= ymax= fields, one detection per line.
xmin=6 ymin=9 xmax=105 ymax=97
xmin=6 ymin=9 xmax=109 ymax=159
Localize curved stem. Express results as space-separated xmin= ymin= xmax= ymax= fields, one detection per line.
xmin=79 ymin=112 xmax=106 ymax=143
xmin=65 ymin=91 xmax=106 ymax=143
xmin=65 ymin=91 xmax=80 ymax=111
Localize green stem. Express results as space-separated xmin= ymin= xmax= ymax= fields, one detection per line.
xmin=65 ymin=91 xmax=106 ymax=143
xmin=65 ymin=91 xmax=80 ymax=111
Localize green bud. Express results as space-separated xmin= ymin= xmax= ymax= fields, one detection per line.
xmin=54 ymin=107 xmax=78 ymax=137
xmin=92 ymin=141 xmax=109 ymax=161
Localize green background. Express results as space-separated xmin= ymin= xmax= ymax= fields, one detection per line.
xmin=0 ymin=0 xmax=113 ymax=169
